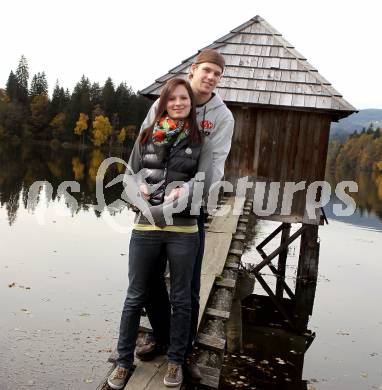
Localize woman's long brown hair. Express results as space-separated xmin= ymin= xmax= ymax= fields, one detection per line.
xmin=140 ymin=78 xmax=201 ymax=145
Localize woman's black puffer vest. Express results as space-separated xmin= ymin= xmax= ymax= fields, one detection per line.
xmin=141 ymin=137 xmax=202 ymax=211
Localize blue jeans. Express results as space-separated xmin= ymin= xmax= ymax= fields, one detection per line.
xmin=144 ymin=211 xmax=205 ymax=356
xmin=116 ymin=229 xmax=199 ymax=368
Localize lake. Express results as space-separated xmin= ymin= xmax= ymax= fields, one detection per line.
xmin=0 ymin=143 xmax=381 ymax=389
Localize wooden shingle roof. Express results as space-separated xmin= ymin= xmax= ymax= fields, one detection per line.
xmin=140 ymin=15 xmax=356 ymax=118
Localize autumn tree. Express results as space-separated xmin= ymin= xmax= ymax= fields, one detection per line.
xmin=29 ymin=94 xmax=50 ymax=138
xmin=89 ymin=149 xmax=105 ymax=182
xmin=375 ymin=161 xmax=382 ymax=172
xmin=330 ymin=127 xmax=382 ymax=173
xmin=125 ymin=124 xmax=137 ymax=140
xmin=74 ymin=113 xmax=89 ymax=146
xmin=50 ymin=112 xmax=66 ymax=139
xmin=72 ymin=157 xmax=85 ymax=181
xmin=92 ymin=115 xmax=112 ymax=147
xmin=117 ymin=127 xmax=127 ymax=144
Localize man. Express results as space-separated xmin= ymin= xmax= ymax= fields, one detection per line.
xmin=136 ymin=49 xmax=234 ymax=383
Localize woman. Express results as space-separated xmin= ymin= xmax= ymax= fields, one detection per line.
xmin=108 ymin=78 xmax=212 ymax=389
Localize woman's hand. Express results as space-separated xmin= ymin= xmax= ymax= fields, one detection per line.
xmin=164 ymin=187 xmax=185 ymax=202
xmin=139 ymin=183 xmax=150 ymax=200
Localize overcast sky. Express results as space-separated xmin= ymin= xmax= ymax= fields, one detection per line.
xmin=1 ymin=0 xmax=380 ymax=109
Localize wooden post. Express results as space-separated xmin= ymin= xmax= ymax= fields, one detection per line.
xmin=293 ymin=224 xmax=319 ymax=331
xmin=276 ymin=223 xmax=291 ymax=299
xmin=226 ymin=270 xmax=255 ymax=353
xmin=297 ymin=224 xmax=319 ymax=282
xmin=226 ymin=298 xmax=242 ymax=353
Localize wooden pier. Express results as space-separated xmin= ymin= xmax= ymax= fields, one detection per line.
xmin=97 ymin=196 xmax=252 ymax=390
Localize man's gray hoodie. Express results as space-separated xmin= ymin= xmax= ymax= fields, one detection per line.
xmin=140 ymin=93 xmax=235 ymax=185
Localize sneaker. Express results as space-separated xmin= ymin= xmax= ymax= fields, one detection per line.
xmin=185 ymin=354 xmax=202 ymax=383
xmin=163 ymin=362 xmax=183 ymax=387
xmin=107 ymin=365 xmax=130 ymax=390
xmin=136 ymin=339 xmax=168 ymax=361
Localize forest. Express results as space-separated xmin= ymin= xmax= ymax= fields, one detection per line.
xmin=327 ymin=124 xmax=382 ymax=173
xmin=0 ymin=56 xmax=152 ymax=148
xmin=2 ymin=56 xmax=381 ymax=175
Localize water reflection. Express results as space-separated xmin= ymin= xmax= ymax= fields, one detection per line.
xmin=0 ymin=143 xmax=133 ymax=225
xmin=219 ymin=215 xmax=317 ymax=390
xmin=325 ymin=169 xmax=382 ymax=230
xmin=1 ymin=142 xmax=382 ymax=229
xmin=220 ymin=296 xmax=312 ymax=390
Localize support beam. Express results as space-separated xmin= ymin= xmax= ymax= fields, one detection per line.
xmin=293 ymin=224 xmax=320 ymax=331
xmin=254 ymin=225 xmax=306 ymax=272
xmin=276 ymin=223 xmax=291 ymax=298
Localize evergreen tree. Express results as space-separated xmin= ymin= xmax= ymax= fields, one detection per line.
xmin=67 ymin=75 xmax=91 ymax=131
xmin=74 ymin=76 xmax=91 ymax=113
xmin=101 ymin=77 xmax=116 ymax=118
xmin=6 ymin=71 xmax=19 ymax=101
xmin=115 ymin=82 xmax=132 ymax=127
xmin=367 ymin=122 xmax=375 ymax=134
xmin=129 ymin=94 xmax=152 ymax=130
xmin=0 ymin=99 xmax=24 ymax=137
xmin=51 ymin=81 xmax=69 ymax=118
xmin=90 ymin=82 xmax=102 ymax=106
xmin=30 ymin=72 xmax=48 ymax=98
xmin=15 ymin=55 xmax=29 ymax=104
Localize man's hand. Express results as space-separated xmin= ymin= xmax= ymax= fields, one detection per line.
xmin=164 ymin=187 xmax=185 ymax=202
xmin=139 ymin=183 xmax=150 ymax=200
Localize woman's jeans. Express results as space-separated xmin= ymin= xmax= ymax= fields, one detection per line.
xmin=143 ymin=211 xmax=205 ymax=356
xmin=116 ymin=229 xmax=199 ymax=368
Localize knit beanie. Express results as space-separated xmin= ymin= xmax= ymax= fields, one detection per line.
xmin=194 ymin=49 xmax=225 ymax=71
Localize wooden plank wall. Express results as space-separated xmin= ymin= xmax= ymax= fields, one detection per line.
xmin=225 ymin=106 xmax=331 ymax=222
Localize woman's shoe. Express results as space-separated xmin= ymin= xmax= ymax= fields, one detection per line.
xmin=107 ymin=365 xmax=131 ymax=389
xmin=163 ymin=362 xmax=183 ymax=387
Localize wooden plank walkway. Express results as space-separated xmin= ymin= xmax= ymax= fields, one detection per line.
xmin=98 ymin=197 xmax=248 ymax=390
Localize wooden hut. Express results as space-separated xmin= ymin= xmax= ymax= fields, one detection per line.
xmin=140 ymin=15 xmax=357 ymax=225
xmin=96 ymin=16 xmax=357 ymax=389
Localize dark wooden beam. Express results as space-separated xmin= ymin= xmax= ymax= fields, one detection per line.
xmin=276 ymin=223 xmax=291 ymax=298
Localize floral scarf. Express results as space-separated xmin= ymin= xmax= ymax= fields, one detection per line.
xmin=152 ymin=116 xmax=189 ymax=146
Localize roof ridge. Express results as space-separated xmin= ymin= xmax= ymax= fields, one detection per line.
xmin=257 ymin=17 xmax=346 ymax=99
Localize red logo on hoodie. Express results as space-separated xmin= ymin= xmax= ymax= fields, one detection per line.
xmin=200 ymin=120 xmax=214 ymax=130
